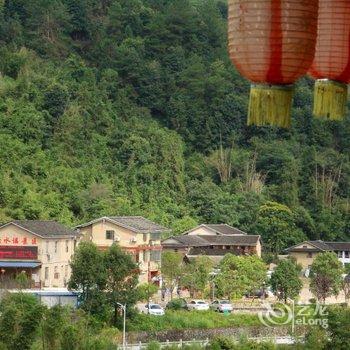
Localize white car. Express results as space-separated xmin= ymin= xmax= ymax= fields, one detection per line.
xmin=142 ymin=303 xmax=165 ymax=316
xmin=187 ymin=300 xmax=209 ymax=311
xmin=210 ymin=300 xmax=233 ymax=313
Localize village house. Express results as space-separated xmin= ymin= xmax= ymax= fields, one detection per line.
xmin=285 ymin=240 xmax=350 ymax=271
xmin=161 ymin=224 xmax=262 ymax=264
xmin=0 ymin=220 xmax=78 ymax=288
xmin=76 ymin=216 xmax=169 ymax=284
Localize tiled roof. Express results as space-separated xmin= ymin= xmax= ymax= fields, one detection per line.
xmin=199 ymin=235 xmax=260 ymax=246
xmin=205 ymin=224 xmax=248 ymax=235
xmin=326 ymin=242 xmax=350 ymax=251
xmin=286 ymin=240 xmax=350 ymax=253
xmin=162 ymin=234 xmax=260 ymax=248
xmin=107 ymin=216 xmax=169 ymax=233
xmin=76 ymin=216 xmax=169 ymax=234
xmin=4 ymin=220 xmax=77 ymax=237
xmin=309 ymin=240 xmax=333 ymax=251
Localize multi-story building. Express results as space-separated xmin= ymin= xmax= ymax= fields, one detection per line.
xmin=76 ymin=216 xmax=169 ymax=284
xmin=285 ymin=240 xmax=350 ymax=271
xmin=0 ymin=220 xmax=78 ymax=288
xmin=162 ymin=224 xmax=262 ymax=264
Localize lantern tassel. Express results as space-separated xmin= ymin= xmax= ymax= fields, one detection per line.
xmin=248 ymin=84 xmax=293 ymax=128
xmin=313 ymin=79 xmax=348 ymax=121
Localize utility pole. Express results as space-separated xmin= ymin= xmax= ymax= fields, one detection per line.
xmin=116 ymin=302 xmax=126 ymax=350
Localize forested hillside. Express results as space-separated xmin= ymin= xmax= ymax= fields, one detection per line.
xmin=0 ymin=0 xmax=349 ymax=252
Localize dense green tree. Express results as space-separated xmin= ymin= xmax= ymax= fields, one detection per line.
xmin=326 ymin=306 xmax=350 ymax=350
xmin=0 ymin=293 xmax=45 ymax=350
xmin=270 ymin=259 xmax=302 ymax=303
xmin=181 ymin=256 xmax=213 ymax=298
xmin=104 ymin=244 xmax=139 ymax=325
xmin=161 ymin=251 xmax=184 ymax=299
xmin=68 ymin=241 xmax=107 ymax=315
xmin=215 ymin=254 xmax=267 ymax=299
xmin=310 ymin=252 xmax=344 ymax=303
xmin=255 ymin=201 xmax=306 ymax=255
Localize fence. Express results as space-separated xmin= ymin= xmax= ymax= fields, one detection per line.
xmin=119 ymin=336 xmax=298 ymax=349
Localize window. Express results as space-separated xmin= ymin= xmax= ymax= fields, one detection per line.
xmin=65 ymin=240 xmax=69 ymax=253
xmin=150 ymin=250 xmax=161 ymax=262
xmin=106 ymin=230 xmax=115 ymax=240
xmin=345 ymin=251 xmax=349 ymax=259
xmin=45 ymin=267 xmax=49 ymax=280
xmin=54 ymin=241 xmax=58 ymax=253
xmin=143 ymin=233 xmax=148 ymax=242
xmin=338 ymin=251 xmax=343 ymax=258
xmin=307 ymin=252 xmax=313 ymax=258
xmin=150 ymin=233 xmax=161 ymax=241
xmin=54 ymin=266 xmax=59 ymax=279
xmin=143 ymin=250 xmax=148 ymax=262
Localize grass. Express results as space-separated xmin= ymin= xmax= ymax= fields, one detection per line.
xmin=128 ymin=305 xmax=323 ymax=332
xmin=128 ymin=310 xmax=262 ymax=332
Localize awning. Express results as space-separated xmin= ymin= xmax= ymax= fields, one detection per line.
xmin=0 ymin=261 xmax=41 ymax=268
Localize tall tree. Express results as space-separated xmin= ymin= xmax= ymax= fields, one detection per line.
xmin=161 ymin=251 xmax=184 ymax=299
xmin=68 ymin=242 xmax=107 ymax=315
xmin=215 ymin=254 xmax=267 ymax=299
xmin=104 ymin=244 xmax=139 ymax=325
xmin=270 ymin=259 xmax=302 ymax=303
xmin=310 ymin=252 xmax=344 ymax=303
xmin=181 ymin=256 xmax=213 ymax=298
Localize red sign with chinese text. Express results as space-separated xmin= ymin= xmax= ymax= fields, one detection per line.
xmin=0 ymin=236 xmax=37 ymax=245
xmin=0 ymin=246 xmax=38 ymax=260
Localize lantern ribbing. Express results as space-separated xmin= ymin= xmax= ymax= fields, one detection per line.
xmin=309 ymin=0 xmax=350 ymax=120
xmin=228 ymin=0 xmax=319 ymax=127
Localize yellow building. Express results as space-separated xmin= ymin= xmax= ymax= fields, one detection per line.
xmin=76 ymin=216 xmax=169 ymax=284
xmin=286 ymin=240 xmax=350 ymax=271
xmin=0 ymin=220 xmax=78 ymax=288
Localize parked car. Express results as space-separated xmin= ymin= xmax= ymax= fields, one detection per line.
xmin=166 ymin=298 xmax=188 ymax=310
xmin=187 ymin=300 xmax=209 ymax=311
xmin=141 ymin=303 xmax=165 ymax=316
xmin=210 ymin=300 xmax=233 ymax=313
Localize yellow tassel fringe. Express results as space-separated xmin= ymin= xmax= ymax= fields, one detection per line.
xmin=313 ymin=80 xmax=348 ymax=121
xmin=248 ymin=84 xmax=293 ymax=128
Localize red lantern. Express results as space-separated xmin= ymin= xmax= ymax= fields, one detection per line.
xmin=228 ymin=0 xmax=319 ymax=127
xmin=309 ymin=0 xmax=350 ymax=120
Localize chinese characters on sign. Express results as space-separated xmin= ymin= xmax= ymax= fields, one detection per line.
xmin=0 ymin=246 xmax=38 ymax=260
xmin=0 ymin=236 xmax=37 ymax=245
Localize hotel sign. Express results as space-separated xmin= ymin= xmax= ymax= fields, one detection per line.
xmin=0 ymin=246 xmax=38 ymax=260
xmin=0 ymin=236 xmax=37 ymax=245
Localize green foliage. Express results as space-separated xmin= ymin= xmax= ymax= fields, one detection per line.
xmin=68 ymin=241 xmax=107 ymax=316
xmin=270 ymin=259 xmax=302 ymax=303
xmin=127 ymin=310 xmax=260 ymax=332
xmin=0 ymin=293 xmax=44 ymax=350
xmin=326 ymin=306 xmax=350 ymax=350
xmin=215 ymin=255 xmax=267 ymax=299
xmin=310 ymin=252 xmax=344 ymax=303
xmin=104 ymin=244 xmax=139 ymax=325
xmin=161 ymin=251 xmax=184 ymax=297
xmin=255 ymin=201 xmax=306 ymax=254
xmin=137 ymin=283 xmax=159 ymax=302
xmin=181 ymin=256 xmax=213 ymax=297
xmin=69 ymin=242 xmax=139 ymax=324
